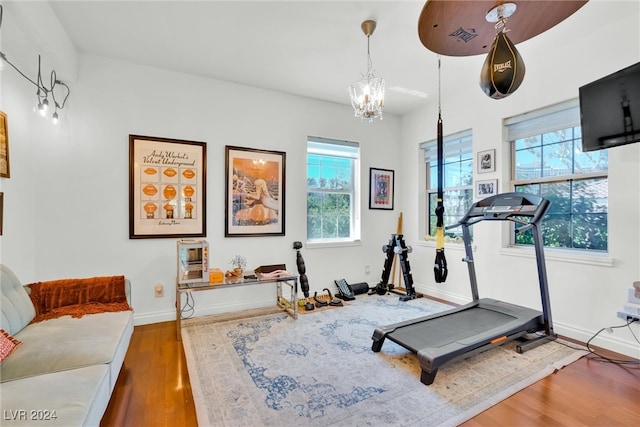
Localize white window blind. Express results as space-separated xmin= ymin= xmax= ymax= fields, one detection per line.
xmin=308 ymin=136 xmax=359 ymax=158
xmin=420 ymin=129 xmax=473 ymax=163
xmin=505 ymin=100 xmax=580 ymax=141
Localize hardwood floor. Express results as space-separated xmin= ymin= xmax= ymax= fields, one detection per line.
xmin=101 ymin=322 xmax=197 ymax=427
xmin=102 ymin=320 xmax=639 ymax=427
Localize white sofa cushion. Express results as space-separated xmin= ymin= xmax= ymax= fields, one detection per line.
xmin=0 ymin=265 xmax=35 ymax=335
xmin=0 ymin=311 xmax=133 ymax=382
xmin=0 ymin=364 xmax=110 ymax=426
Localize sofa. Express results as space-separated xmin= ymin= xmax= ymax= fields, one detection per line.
xmin=0 ymin=264 xmax=134 ymax=426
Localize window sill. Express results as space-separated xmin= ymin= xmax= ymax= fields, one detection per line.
xmin=499 ymin=246 xmax=614 ymax=267
xmin=306 ymin=240 xmax=363 ymax=249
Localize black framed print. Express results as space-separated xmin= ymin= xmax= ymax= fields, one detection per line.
xmin=369 ymin=167 xmax=394 ymax=210
xmin=129 ymin=134 xmax=207 ymax=239
xmin=476 ymin=179 xmax=498 ymax=198
xmin=477 ymin=149 xmax=496 ymax=174
xmin=225 ymin=146 xmax=285 ymax=237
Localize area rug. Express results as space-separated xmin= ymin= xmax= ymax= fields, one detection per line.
xmin=181 ymin=295 xmax=586 ymax=427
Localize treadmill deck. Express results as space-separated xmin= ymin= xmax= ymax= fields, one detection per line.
xmin=372 ymin=298 xmax=551 ymax=385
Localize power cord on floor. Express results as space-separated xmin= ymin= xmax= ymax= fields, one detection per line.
xmin=585 ymin=318 xmax=640 ymax=366
xmin=532 ymin=318 xmax=640 ymax=366
xmin=181 ymin=292 xmax=195 ymax=320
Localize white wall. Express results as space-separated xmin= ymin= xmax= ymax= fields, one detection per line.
xmin=1 ymin=47 xmax=402 ymax=324
xmin=1 ymin=1 xmax=638 ymax=358
xmin=400 ymin=1 xmax=640 ymax=357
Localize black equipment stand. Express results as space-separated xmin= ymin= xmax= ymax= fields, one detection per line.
xmin=371 ymin=192 xmax=557 ymax=386
xmin=373 ymin=234 xmax=423 ymax=301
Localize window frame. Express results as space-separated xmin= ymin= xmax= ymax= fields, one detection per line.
xmin=306 ymin=136 xmax=361 ymax=246
xmin=506 ymin=99 xmax=609 ymax=253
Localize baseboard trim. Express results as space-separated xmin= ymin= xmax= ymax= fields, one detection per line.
xmin=134 ymin=297 xmax=277 ymax=326
xmin=553 ymin=321 xmax=640 ymax=359
xmin=414 ymin=284 xmax=470 ymax=306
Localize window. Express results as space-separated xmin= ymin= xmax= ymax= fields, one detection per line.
xmin=421 ymin=130 xmax=473 ymax=239
xmin=507 ymin=100 xmax=608 ymax=251
xmin=307 ymin=137 xmax=360 ymax=243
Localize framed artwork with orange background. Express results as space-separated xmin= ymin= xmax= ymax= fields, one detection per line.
xmin=225 ymin=146 xmax=285 ymax=237
xmin=0 ymin=111 xmax=9 ymax=178
xmin=129 ymin=135 xmax=206 ymax=239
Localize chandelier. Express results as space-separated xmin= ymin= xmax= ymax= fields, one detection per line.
xmin=348 ymin=20 xmax=385 ymax=122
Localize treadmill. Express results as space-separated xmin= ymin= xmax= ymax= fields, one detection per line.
xmin=371 ymin=192 xmax=556 ymax=386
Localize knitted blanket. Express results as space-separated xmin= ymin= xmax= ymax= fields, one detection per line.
xmin=26 ymin=275 xmax=132 ymax=323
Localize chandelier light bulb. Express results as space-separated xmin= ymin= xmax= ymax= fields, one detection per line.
xmin=52 ymin=111 xmax=59 ymax=125
xmin=363 ymin=87 xmax=370 ymax=103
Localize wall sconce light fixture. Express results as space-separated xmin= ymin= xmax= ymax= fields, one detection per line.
xmin=0 ymin=4 xmax=70 ymax=124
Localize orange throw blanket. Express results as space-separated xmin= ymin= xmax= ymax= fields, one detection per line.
xmin=27 ymin=275 xmax=132 ymax=323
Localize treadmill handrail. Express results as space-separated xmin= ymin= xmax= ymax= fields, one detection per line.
xmin=445 ymin=216 xmax=480 ymax=230
xmin=447 ymin=192 xmax=553 ymax=330
xmin=372 ymin=192 xmax=556 ymax=386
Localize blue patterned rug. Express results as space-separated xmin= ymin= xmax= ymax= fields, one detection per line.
xmin=182 ymin=295 xmax=585 ymax=427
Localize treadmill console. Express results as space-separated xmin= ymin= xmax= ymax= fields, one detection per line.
xmin=459 ymin=192 xmax=549 ymax=225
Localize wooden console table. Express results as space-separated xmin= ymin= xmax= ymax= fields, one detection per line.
xmin=175 ymin=274 xmax=298 ymax=340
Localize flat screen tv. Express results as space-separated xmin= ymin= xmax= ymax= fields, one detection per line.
xmin=579 ymin=62 xmax=640 ymax=152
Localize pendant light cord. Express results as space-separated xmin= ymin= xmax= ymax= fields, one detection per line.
xmin=366 ymin=35 xmax=373 ymax=74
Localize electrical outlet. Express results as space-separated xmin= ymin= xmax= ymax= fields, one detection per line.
xmin=154 ymin=283 xmax=164 ymax=298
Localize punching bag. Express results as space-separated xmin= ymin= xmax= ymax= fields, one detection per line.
xmin=480 ymin=31 xmax=525 ymax=99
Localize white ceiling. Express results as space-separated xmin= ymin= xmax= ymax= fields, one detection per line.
xmin=37 ymin=1 xmax=616 ymax=116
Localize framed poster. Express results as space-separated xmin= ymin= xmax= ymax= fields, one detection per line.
xmin=369 ymin=167 xmax=394 ymax=210
xmin=129 ymin=135 xmax=206 ymax=239
xmin=0 ymin=111 xmax=9 ymax=178
xmin=225 ymin=146 xmax=285 ymax=237
xmin=477 ymin=149 xmax=496 ymax=174
xmin=476 ymin=179 xmax=498 ymax=198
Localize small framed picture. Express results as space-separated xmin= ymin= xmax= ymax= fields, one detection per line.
xmin=476 ymin=179 xmax=498 ymax=198
xmin=477 ymin=149 xmax=495 ymax=174
xmin=369 ymin=167 xmax=394 ymax=210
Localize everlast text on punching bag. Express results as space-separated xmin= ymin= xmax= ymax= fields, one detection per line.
xmin=479 ymin=31 xmax=525 ymax=99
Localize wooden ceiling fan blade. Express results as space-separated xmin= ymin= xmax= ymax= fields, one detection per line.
xmin=418 ymin=0 xmax=589 ymax=57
